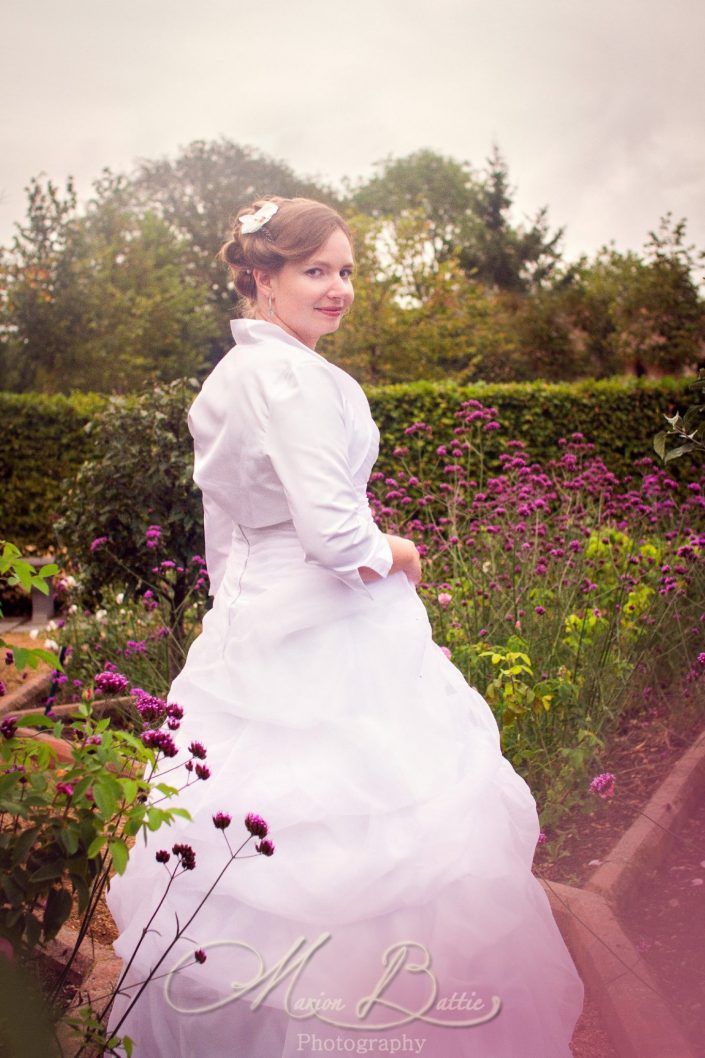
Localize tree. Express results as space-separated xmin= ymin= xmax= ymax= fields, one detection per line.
xmin=346 ymin=144 xmax=568 ymax=295
xmin=459 ymin=143 xmax=568 ymax=292
xmin=1 ymin=172 xmax=221 ymax=393
xmin=347 ymin=149 xmax=479 ymax=269
xmin=558 ymin=216 xmax=705 ymax=378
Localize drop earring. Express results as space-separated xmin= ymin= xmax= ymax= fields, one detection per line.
xmin=268 ymin=294 xmax=274 ymax=320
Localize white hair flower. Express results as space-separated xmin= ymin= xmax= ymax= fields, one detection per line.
xmin=238 ymin=202 xmax=279 ymax=235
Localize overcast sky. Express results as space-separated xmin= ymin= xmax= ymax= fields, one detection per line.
xmin=2 ymin=0 xmax=704 ymax=268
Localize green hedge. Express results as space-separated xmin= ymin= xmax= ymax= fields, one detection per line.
xmin=1 ymin=376 xmax=700 ymax=551
xmin=370 ymin=375 xmax=700 ymax=483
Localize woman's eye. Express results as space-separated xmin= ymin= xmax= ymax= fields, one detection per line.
xmin=305 ymin=268 xmax=322 ymax=276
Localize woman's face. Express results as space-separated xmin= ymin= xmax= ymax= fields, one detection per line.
xmin=255 ymin=227 xmax=355 ymax=350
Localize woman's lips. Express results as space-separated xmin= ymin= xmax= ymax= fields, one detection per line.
xmin=316 ymin=307 xmax=343 ymax=317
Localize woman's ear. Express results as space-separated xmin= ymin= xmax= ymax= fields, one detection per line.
xmin=252 ymin=269 xmax=273 ymax=299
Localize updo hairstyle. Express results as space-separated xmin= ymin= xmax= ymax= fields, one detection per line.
xmin=218 ymin=196 xmax=353 ymax=313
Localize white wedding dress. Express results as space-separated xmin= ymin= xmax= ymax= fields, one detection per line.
xmin=106 ymin=319 xmax=584 ymax=1057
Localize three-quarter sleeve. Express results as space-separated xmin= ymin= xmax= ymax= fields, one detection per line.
xmin=263 ymin=358 xmax=393 ymax=598
xmin=201 ymin=491 xmax=234 ymax=597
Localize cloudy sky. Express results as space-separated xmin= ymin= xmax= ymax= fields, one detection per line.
xmin=2 ymin=0 xmax=703 ymax=268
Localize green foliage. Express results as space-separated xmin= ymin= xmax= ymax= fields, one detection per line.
xmin=654 ymin=366 xmax=705 ymax=463
xmin=0 ymin=701 xmax=190 ymax=956
xmin=0 ymin=390 xmax=106 ymax=548
xmin=1 ymin=172 xmax=222 ymax=393
xmin=2 ymin=374 xmax=701 ymax=555
xmin=54 ymin=379 xmax=207 ymax=677
xmin=2 ymin=139 xmax=703 ymax=394
xmin=0 ymin=543 xmax=60 ymax=670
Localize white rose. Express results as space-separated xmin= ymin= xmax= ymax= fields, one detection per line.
xmin=29 ymin=628 xmax=39 ymax=640
xmin=95 ymin=609 xmax=108 ymax=622
xmin=115 ymin=592 xmax=125 ymax=605
xmin=43 ymin=638 xmax=59 ymax=651
xmin=46 ymin=619 xmax=58 ymax=631
xmin=68 ymin=604 xmax=78 ymax=615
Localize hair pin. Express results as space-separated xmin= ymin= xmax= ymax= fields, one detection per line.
xmin=238 ymin=202 xmax=279 ymax=235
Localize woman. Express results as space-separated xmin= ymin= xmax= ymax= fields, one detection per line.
xmin=107 ymin=196 xmax=584 ymax=1056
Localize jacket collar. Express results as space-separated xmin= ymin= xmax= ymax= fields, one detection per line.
xmin=229 ymin=319 xmax=328 ymax=363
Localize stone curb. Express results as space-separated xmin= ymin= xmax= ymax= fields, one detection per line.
xmin=538 ymin=728 xmax=705 ymax=1058
xmin=540 ymin=879 xmax=695 ymax=1058
xmin=0 ymin=670 xmax=52 ymax=715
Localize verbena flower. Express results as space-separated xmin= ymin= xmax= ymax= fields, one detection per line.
xmin=1 ymin=716 xmax=17 ymax=739
xmin=95 ymin=670 xmax=129 ymax=695
xmin=256 ymin=839 xmax=275 ymax=856
xmin=56 ymin=782 xmax=74 ymax=798
xmin=195 ymin=763 xmax=211 ymax=780
xmin=589 ymin=772 xmax=616 ymax=799
xmin=245 ymin=813 xmax=269 ymax=838
xmin=142 ymin=730 xmax=178 ymax=758
xmin=89 ymin=536 xmax=109 ymax=552
xmin=172 ymin=843 xmax=196 ymax=870
xmin=155 ymin=850 xmax=171 ymax=864
xmin=212 ymin=812 xmax=231 ymax=830
xmin=188 ymin=741 xmax=207 ymax=760
xmin=194 ymin=949 xmax=207 ymax=964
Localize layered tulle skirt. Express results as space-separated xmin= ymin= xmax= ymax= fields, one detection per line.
xmin=106 ymin=522 xmax=584 ymax=1056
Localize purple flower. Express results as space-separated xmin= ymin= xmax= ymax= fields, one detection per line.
xmin=172 ymin=843 xmax=196 ymax=870
xmin=212 ymin=812 xmax=232 ymax=830
xmin=534 ymin=605 xmax=545 ymax=615
xmin=245 ymin=812 xmax=269 ymax=839
xmin=145 ymin=524 xmax=162 ymax=550
xmin=256 ymin=839 xmax=275 ymax=857
xmin=589 ymin=772 xmax=616 ymax=799
xmin=195 ymin=763 xmax=211 ymax=781
xmin=95 ymin=670 xmax=129 ymax=695
xmin=1 ymin=716 xmax=17 ymax=739
xmin=85 ymin=734 xmax=102 ymax=746
xmin=142 ymin=730 xmax=178 ymax=758
xmin=155 ymin=849 xmax=171 ymax=864
xmin=89 ymin=536 xmax=109 ymax=552
xmin=188 ymin=741 xmax=207 ymax=760
xmin=56 ymin=782 xmax=74 ymax=798
xmin=194 ymin=949 xmax=207 ymax=964
xmin=5 ymin=651 xmax=13 ymax=666
xmin=124 ymin=639 xmax=147 ymax=657
xmin=698 ymin=653 xmax=705 ymax=666
xmin=0 ymin=680 xmax=5 ymax=697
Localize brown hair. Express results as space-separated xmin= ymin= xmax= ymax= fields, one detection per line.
xmin=218 ymin=196 xmax=353 ymax=312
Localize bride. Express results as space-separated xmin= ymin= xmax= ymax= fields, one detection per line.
xmin=106 ymin=195 xmax=585 ymax=1056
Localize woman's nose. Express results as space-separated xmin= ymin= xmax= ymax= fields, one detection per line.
xmin=327 ymin=274 xmax=349 ymax=299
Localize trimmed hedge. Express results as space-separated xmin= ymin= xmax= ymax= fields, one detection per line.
xmin=1 ymin=376 xmax=700 ymax=551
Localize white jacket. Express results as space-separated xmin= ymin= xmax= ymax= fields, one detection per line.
xmin=187 ymin=319 xmax=394 ymax=600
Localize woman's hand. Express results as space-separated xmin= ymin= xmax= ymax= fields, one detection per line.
xmin=358 ymin=534 xmax=421 ymax=587
xmin=385 ymin=533 xmax=422 ymax=586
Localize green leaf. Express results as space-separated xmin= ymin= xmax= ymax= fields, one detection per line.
xmin=43 ymin=886 xmax=73 ymax=939
xmin=109 ymin=839 xmax=129 ymax=875
xmin=59 ymin=827 xmax=80 ymax=856
xmin=86 ymin=835 xmax=107 ymax=859
xmin=29 ymin=860 xmax=64 ymax=884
